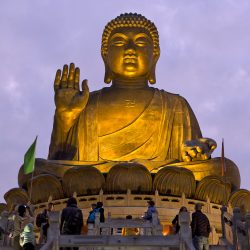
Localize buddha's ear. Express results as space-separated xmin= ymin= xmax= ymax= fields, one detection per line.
xmin=104 ymin=62 xmax=112 ymax=84
xmin=148 ymin=64 xmax=156 ymax=84
xmin=148 ymin=54 xmax=160 ymax=85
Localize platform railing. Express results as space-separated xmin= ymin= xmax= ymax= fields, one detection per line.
xmin=221 ymin=206 xmax=250 ymax=249
xmin=32 ymin=190 xmax=222 ymax=217
xmin=40 ymin=211 xmax=195 ymax=250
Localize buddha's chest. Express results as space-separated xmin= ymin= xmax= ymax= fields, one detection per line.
xmin=96 ymin=88 xmax=154 ymax=136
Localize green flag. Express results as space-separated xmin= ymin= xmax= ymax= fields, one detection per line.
xmin=23 ymin=137 xmax=37 ymax=174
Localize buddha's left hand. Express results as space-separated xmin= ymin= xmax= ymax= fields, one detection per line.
xmin=181 ymin=138 xmax=217 ymax=162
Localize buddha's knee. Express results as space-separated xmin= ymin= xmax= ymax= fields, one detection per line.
xmin=169 ymin=157 xmax=240 ymax=190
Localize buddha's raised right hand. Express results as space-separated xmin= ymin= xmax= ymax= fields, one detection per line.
xmin=54 ymin=63 xmax=89 ymax=131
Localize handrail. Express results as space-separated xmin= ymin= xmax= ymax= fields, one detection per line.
xmin=42 ymin=211 xmax=196 ymax=249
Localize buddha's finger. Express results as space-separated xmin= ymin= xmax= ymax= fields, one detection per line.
xmin=189 ymin=148 xmax=197 ymax=158
xmin=79 ymin=79 xmax=90 ymax=107
xmin=74 ymin=67 xmax=80 ymax=90
xmin=82 ymin=79 xmax=89 ymax=93
xmin=68 ymin=63 xmax=75 ymax=88
xmin=209 ymin=141 xmax=217 ymax=150
xmin=196 ymin=146 xmax=202 ymax=153
xmin=183 ymin=154 xmax=191 ymax=162
xmin=61 ymin=64 xmax=68 ymax=88
xmin=54 ymin=69 xmax=61 ymax=91
xmin=196 ymin=152 xmax=201 ymax=159
xmin=202 ymin=153 xmax=210 ymax=160
xmin=181 ymin=151 xmax=190 ymax=162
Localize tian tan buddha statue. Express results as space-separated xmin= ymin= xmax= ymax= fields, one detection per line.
xmin=6 ymin=13 xmax=249 ymax=210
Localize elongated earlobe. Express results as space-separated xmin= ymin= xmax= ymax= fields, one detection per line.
xmin=148 ymin=64 xmax=156 ymax=84
xmin=104 ymin=64 xmax=112 ymax=84
xmin=148 ymin=52 xmax=160 ymax=84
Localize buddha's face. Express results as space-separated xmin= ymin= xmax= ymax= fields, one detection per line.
xmin=106 ymin=27 xmax=156 ymax=81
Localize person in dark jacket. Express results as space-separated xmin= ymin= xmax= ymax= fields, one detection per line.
xmin=60 ymin=197 xmax=83 ymax=250
xmin=172 ymin=206 xmax=188 ymax=234
xmin=191 ymin=203 xmax=211 ymax=250
xmin=96 ymin=202 xmax=105 ymax=223
xmin=37 ymin=202 xmax=54 ymax=244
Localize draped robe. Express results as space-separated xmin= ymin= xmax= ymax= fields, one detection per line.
xmin=48 ymin=88 xmax=202 ymax=162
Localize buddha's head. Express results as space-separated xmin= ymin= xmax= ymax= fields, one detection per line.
xmin=101 ymin=13 xmax=160 ymax=85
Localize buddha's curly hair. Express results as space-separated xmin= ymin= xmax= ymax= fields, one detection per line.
xmin=101 ymin=13 xmax=160 ymax=57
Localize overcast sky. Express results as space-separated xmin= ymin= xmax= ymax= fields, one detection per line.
xmin=0 ymin=0 xmax=249 ymax=203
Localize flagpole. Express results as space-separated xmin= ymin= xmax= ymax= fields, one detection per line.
xmin=29 ymin=170 xmax=35 ymax=202
xmin=221 ymin=138 xmax=227 ymax=206
xmin=221 ymin=138 xmax=225 ymax=176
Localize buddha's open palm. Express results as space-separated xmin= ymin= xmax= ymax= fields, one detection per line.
xmin=181 ymin=138 xmax=217 ymax=162
xmin=54 ymin=63 xmax=89 ymax=117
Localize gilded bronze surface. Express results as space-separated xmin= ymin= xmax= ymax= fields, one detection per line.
xmin=229 ymin=189 xmax=250 ymax=213
xmin=48 ymin=13 xmax=217 ymax=165
xmin=46 ymin=13 xmax=240 ymax=190
xmin=195 ymin=175 xmax=231 ymax=204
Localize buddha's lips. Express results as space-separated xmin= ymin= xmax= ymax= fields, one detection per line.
xmin=124 ymin=56 xmax=137 ymax=63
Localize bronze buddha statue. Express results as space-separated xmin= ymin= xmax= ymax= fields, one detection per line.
xmin=7 ymin=13 xmax=246 ymax=209
xmin=47 ymin=13 xmax=239 ymax=186
xmin=49 ymin=13 xmax=212 ymax=163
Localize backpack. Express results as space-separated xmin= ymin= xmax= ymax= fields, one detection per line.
xmin=63 ymin=209 xmax=82 ymax=233
xmin=87 ymin=208 xmax=99 ymax=224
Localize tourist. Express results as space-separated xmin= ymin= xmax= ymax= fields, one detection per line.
xmin=0 ymin=210 xmax=12 ymax=247
xmin=191 ymin=203 xmax=211 ymax=250
xmin=60 ymin=197 xmax=83 ymax=234
xmin=96 ymin=202 xmax=105 ymax=223
xmin=122 ymin=215 xmax=139 ymax=236
xmin=19 ymin=223 xmax=35 ymax=250
xmin=87 ymin=204 xmax=97 ymax=224
xmin=172 ymin=206 xmax=188 ymax=234
xmin=60 ymin=197 xmax=83 ymax=250
xmin=36 ymin=202 xmax=54 ymax=244
xmin=12 ymin=205 xmax=33 ymax=250
xmin=143 ymin=200 xmax=157 ymax=222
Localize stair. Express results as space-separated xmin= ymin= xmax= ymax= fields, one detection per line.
xmin=210 ymin=246 xmax=228 ymax=250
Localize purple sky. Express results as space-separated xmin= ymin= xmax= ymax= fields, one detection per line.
xmin=0 ymin=0 xmax=250 ymax=203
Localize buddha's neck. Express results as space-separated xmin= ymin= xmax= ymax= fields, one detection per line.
xmin=112 ymin=78 xmax=149 ymax=89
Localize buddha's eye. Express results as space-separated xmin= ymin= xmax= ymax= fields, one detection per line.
xmin=110 ymin=37 xmax=127 ymax=47
xmin=135 ymin=37 xmax=149 ymax=47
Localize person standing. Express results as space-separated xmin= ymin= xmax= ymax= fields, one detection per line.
xmin=143 ymin=200 xmax=157 ymax=222
xmin=87 ymin=204 xmax=97 ymax=225
xmin=12 ymin=205 xmax=33 ymax=250
xmin=60 ymin=197 xmax=83 ymax=250
xmin=191 ymin=203 xmax=211 ymax=250
xmin=19 ymin=223 xmax=35 ymax=250
xmin=36 ymin=202 xmax=54 ymax=244
xmin=172 ymin=206 xmax=188 ymax=234
xmin=96 ymin=202 xmax=105 ymax=223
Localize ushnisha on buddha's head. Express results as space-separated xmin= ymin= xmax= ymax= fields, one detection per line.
xmin=101 ymin=13 xmax=160 ymax=85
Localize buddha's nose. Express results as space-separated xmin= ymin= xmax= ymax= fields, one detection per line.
xmin=125 ymin=41 xmax=136 ymax=53
xmin=125 ymin=48 xmax=136 ymax=56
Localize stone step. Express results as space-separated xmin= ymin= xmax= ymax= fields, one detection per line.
xmin=210 ymin=246 xmax=228 ymax=250
xmin=79 ymin=246 xmax=180 ymax=250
